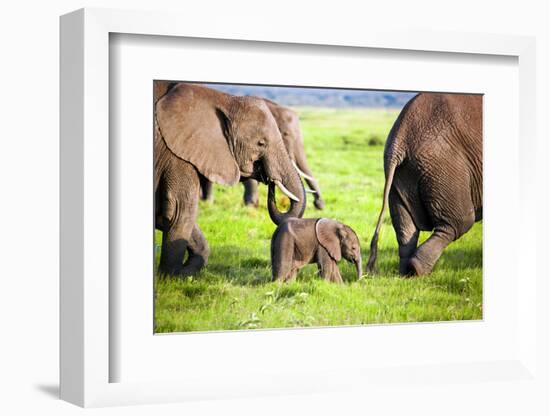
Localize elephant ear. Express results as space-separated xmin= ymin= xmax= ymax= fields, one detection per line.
xmin=155 ymin=84 xmax=240 ymax=186
xmin=315 ymin=218 xmax=342 ymax=261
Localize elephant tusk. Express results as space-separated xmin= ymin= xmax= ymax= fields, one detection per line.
xmin=305 ymin=189 xmax=317 ymax=194
xmin=274 ymin=180 xmax=300 ymax=202
xmin=291 ymin=160 xmax=316 ymax=182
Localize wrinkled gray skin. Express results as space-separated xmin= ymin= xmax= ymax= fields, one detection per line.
xmin=367 ymin=93 xmax=482 ymax=276
xmin=271 ymin=218 xmax=362 ymax=283
xmin=155 ymin=82 xmax=306 ymax=276
xmin=201 ymin=99 xmax=325 ymax=210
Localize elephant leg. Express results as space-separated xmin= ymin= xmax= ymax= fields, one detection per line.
xmin=329 ymin=267 xmax=343 ymax=283
xmin=284 ymin=268 xmax=298 ymax=283
xmin=158 ymin=217 xmax=195 ymax=276
xmin=408 ymin=226 xmax=456 ymax=276
xmin=408 ymin=175 xmax=476 ymax=276
xmin=389 ymin=189 xmax=420 ymax=275
xmin=157 ymin=161 xmax=201 ymax=276
xmin=272 ymin=255 xmax=295 ymax=282
xmin=181 ymin=224 xmax=210 ymax=276
xmin=243 ymin=178 xmax=259 ymax=207
xmin=273 ymin=262 xmax=295 ymax=282
xmin=317 ymin=249 xmax=342 ymax=283
xmin=271 ymin=231 xmax=295 ymax=282
xmin=199 ymin=175 xmax=214 ymax=203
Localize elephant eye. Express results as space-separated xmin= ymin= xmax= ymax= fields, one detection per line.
xmin=257 ymin=139 xmax=266 ymax=147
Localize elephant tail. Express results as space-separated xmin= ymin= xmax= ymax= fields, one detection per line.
xmin=366 ymin=160 xmax=398 ymax=273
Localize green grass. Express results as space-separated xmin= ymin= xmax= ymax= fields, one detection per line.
xmin=154 ymin=108 xmax=482 ymax=333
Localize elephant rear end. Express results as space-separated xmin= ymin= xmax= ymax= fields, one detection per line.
xmin=368 ymin=93 xmax=483 ymax=276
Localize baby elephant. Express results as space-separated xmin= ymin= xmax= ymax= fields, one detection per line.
xmin=271 ymin=218 xmax=362 ymax=283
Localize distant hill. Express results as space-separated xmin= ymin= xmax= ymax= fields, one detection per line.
xmin=202 ymin=83 xmax=417 ymax=108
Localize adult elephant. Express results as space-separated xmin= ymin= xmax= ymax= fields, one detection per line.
xmin=367 ymin=93 xmax=482 ymax=276
xmin=201 ymin=99 xmax=325 ymax=210
xmin=155 ymin=83 xmax=306 ymax=276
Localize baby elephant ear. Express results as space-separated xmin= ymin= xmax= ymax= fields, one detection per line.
xmin=315 ymin=218 xmax=342 ymax=261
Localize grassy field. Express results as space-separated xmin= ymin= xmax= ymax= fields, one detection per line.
xmin=154 ymin=108 xmax=483 ymax=333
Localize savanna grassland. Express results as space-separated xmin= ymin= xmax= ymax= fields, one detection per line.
xmin=154 ymin=108 xmax=482 ymax=333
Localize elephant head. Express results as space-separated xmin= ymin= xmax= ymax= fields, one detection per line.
xmin=263 ymin=99 xmax=325 ymax=210
xmin=155 ymin=83 xmax=306 ymax=224
xmin=315 ymin=218 xmax=362 ymax=279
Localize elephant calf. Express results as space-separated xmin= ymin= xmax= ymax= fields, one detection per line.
xmin=271 ymin=218 xmax=362 ymax=283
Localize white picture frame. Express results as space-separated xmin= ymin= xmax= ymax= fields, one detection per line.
xmin=60 ymin=7 xmax=538 ymax=408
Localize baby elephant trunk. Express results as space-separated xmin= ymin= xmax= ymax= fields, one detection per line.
xmin=355 ymin=257 xmax=363 ymax=280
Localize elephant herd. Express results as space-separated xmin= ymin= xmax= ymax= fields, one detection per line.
xmin=154 ymin=82 xmax=482 ymax=281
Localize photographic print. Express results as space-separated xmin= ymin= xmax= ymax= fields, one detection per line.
xmin=154 ymin=81 xmax=482 ymax=333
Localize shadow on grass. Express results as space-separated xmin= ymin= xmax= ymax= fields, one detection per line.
xmin=180 ymin=283 xmax=208 ymax=298
xmin=241 ymin=257 xmax=270 ymax=268
xmin=200 ymin=245 xmax=272 ymax=286
xmin=439 ymin=246 xmax=482 ymax=268
xmin=156 ymin=243 xmax=481 ymax=286
xmin=359 ymin=245 xmax=482 ymax=278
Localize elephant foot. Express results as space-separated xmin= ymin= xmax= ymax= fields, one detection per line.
xmin=158 ymin=265 xmax=202 ymax=278
xmin=179 ymin=266 xmax=200 ymax=277
xmin=398 ymin=258 xmax=411 ymax=276
xmin=202 ymin=195 xmax=214 ymax=204
xmin=314 ymin=198 xmax=325 ymax=210
xmin=273 ymin=270 xmax=297 ymax=283
xmin=158 ymin=264 xmax=185 ymax=278
xmin=159 ymin=259 xmax=206 ymax=278
xmin=406 ymin=257 xmax=433 ymax=277
xmin=244 ymin=198 xmax=259 ymax=208
xmin=181 ymin=256 xmax=207 ymax=277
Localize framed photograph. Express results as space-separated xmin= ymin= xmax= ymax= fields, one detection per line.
xmin=151 ymin=81 xmax=479 ymax=335
xmin=60 ymin=8 xmax=538 ymax=408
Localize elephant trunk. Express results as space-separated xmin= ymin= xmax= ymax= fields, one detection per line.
xmin=267 ymin=181 xmax=306 ymax=225
xmin=265 ymin=151 xmax=306 ymax=225
xmin=355 ymin=257 xmax=363 ymax=280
